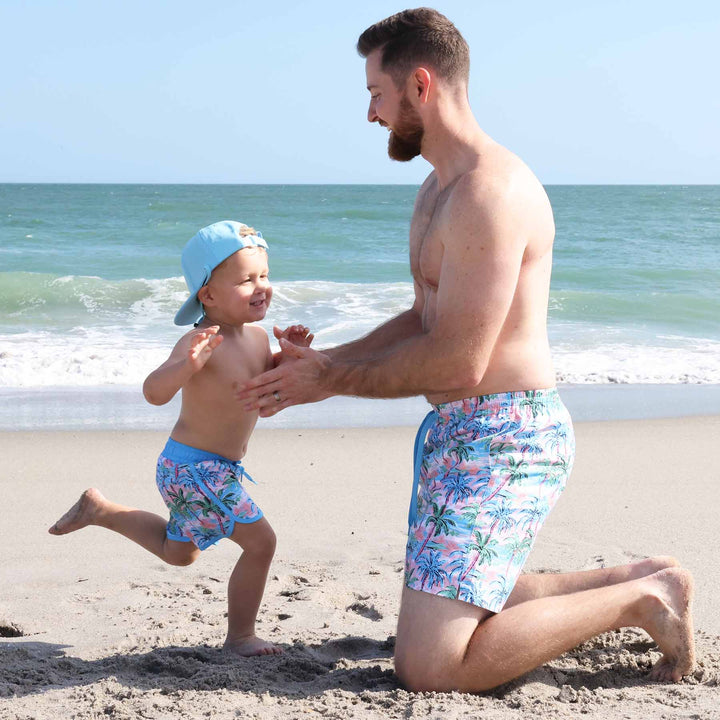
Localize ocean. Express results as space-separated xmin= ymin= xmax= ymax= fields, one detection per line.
xmin=1 ymin=184 xmax=719 ymax=429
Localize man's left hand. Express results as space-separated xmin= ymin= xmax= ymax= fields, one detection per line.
xmin=237 ymin=339 xmax=333 ymax=416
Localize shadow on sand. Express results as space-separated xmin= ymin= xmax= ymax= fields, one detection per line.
xmin=1 ymin=630 xmax=667 ymax=701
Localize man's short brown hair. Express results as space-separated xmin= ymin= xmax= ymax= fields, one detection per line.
xmin=357 ymin=7 xmax=470 ymax=88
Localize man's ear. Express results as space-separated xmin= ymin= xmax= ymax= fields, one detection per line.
xmin=412 ymin=67 xmax=432 ymax=103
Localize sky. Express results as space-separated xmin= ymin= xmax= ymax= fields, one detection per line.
xmin=1 ymin=0 xmax=719 ymax=184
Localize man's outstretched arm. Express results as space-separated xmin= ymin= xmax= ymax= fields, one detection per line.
xmin=238 ymin=178 xmax=526 ymax=414
xmin=321 ymin=185 xmax=526 ymax=398
xmin=323 ymin=293 xmax=424 ymax=363
xmin=237 ymin=303 xmax=424 ymax=412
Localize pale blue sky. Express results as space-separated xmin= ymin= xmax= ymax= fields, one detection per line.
xmin=1 ymin=0 xmax=718 ymax=184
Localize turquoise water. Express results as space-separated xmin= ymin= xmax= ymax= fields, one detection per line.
xmin=1 ymin=184 xmax=414 ymax=283
xmin=1 ymin=184 xmax=719 ymax=388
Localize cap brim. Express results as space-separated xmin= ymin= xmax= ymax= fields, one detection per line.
xmin=174 ymin=294 xmax=204 ymax=326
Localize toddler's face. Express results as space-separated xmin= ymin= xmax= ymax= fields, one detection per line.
xmin=206 ymin=248 xmax=272 ymax=323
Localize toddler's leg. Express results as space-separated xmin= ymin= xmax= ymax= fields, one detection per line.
xmin=49 ymin=488 xmax=200 ymax=566
xmin=224 ymin=517 xmax=281 ymax=656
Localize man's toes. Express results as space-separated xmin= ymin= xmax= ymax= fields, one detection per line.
xmin=650 ymin=659 xmax=681 ymax=683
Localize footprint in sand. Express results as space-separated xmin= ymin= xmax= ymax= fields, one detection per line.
xmin=346 ymin=600 xmax=383 ymax=621
xmin=0 ymin=621 xmax=25 ymax=638
xmin=310 ymin=636 xmax=392 ymax=664
xmin=578 ymin=555 xmax=606 ymax=570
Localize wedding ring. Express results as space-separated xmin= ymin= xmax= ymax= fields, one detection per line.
xmin=272 ymin=390 xmax=281 ymax=403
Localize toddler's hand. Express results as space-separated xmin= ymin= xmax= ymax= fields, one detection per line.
xmin=188 ymin=326 xmax=223 ymax=372
xmin=273 ymin=325 xmax=314 ymax=348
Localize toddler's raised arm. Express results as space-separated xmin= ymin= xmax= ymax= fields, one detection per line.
xmin=143 ymin=326 xmax=222 ymax=405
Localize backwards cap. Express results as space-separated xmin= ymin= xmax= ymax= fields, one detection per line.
xmin=174 ymin=220 xmax=268 ymax=326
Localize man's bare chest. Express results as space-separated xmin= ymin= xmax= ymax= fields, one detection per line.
xmin=409 ymin=192 xmax=449 ymax=289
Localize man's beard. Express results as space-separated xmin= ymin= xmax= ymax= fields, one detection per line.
xmin=387 ymin=95 xmax=424 ymax=162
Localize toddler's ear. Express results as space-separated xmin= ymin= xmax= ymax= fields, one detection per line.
xmin=197 ymin=285 xmax=214 ymax=305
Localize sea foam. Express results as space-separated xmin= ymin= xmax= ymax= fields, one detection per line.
xmin=1 ymin=275 xmax=719 ymax=387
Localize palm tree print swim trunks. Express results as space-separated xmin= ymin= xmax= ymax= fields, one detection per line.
xmin=405 ymin=389 xmax=575 ymax=612
xmin=156 ymin=438 xmax=263 ymax=550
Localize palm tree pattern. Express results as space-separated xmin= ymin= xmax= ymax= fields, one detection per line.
xmin=156 ymin=454 xmax=262 ymax=550
xmin=405 ymin=389 xmax=574 ymax=613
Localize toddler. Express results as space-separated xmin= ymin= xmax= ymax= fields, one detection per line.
xmin=50 ymin=220 xmax=311 ymax=656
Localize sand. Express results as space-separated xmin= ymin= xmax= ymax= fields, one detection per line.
xmin=1 ymin=418 xmax=719 ymax=719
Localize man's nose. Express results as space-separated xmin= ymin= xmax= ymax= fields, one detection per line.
xmin=367 ymin=100 xmax=378 ymax=123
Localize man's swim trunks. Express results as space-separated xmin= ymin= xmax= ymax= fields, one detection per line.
xmin=405 ymin=389 xmax=575 ymax=613
xmin=156 ymin=438 xmax=263 ymax=550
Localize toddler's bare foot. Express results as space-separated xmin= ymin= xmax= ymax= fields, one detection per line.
xmin=48 ymin=488 xmax=106 ymax=535
xmin=223 ymin=634 xmax=283 ymax=657
xmin=641 ymin=567 xmax=695 ymax=682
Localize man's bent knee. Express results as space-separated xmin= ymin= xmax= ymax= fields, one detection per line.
xmin=395 ymin=586 xmax=495 ymax=692
xmin=394 ymin=650 xmax=458 ymax=693
xmin=394 ymin=628 xmax=465 ymax=692
xmin=396 ymin=646 xmax=506 ymax=693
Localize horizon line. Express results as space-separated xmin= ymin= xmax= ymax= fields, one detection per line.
xmin=1 ymin=182 xmax=719 ymax=187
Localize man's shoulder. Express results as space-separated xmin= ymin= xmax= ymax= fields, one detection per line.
xmin=459 ymin=146 xmax=537 ymax=196
xmin=447 ymin=153 xmax=545 ymax=224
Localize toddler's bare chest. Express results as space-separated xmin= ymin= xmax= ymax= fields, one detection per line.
xmin=205 ymin=340 xmax=267 ymax=389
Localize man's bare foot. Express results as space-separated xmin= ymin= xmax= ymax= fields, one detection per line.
xmin=628 ymin=555 xmax=680 ymax=581
xmin=48 ymin=488 xmax=106 ymax=535
xmin=223 ymin=634 xmax=283 ymax=657
xmin=640 ymin=567 xmax=695 ymax=682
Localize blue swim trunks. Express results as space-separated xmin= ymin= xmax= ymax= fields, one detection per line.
xmin=156 ymin=438 xmax=263 ymax=551
xmin=405 ymin=389 xmax=575 ymax=613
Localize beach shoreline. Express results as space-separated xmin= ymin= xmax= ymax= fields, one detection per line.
xmin=2 ymin=418 xmax=719 ymax=718
xmin=3 ymin=383 xmax=720 ymax=432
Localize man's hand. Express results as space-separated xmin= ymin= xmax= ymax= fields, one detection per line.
xmin=237 ymin=339 xmax=333 ymax=417
xmin=187 ymin=325 xmax=223 ymax=373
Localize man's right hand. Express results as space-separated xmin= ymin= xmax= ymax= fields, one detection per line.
xmin=237 ymin=339 xmax=333 ymax=416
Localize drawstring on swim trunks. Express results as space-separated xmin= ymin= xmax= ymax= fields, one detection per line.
xmin=233 ymin=462 xmax=256 ymax=485
xmin=408 ymin=410 xmax=437 ymax=527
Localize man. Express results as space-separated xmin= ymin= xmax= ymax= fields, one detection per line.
xmin=239 ymin=8 xmax=694 ymax=691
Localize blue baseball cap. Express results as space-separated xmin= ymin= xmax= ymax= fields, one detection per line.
xmin=174 ymin=220 xmax=269 ymax=326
